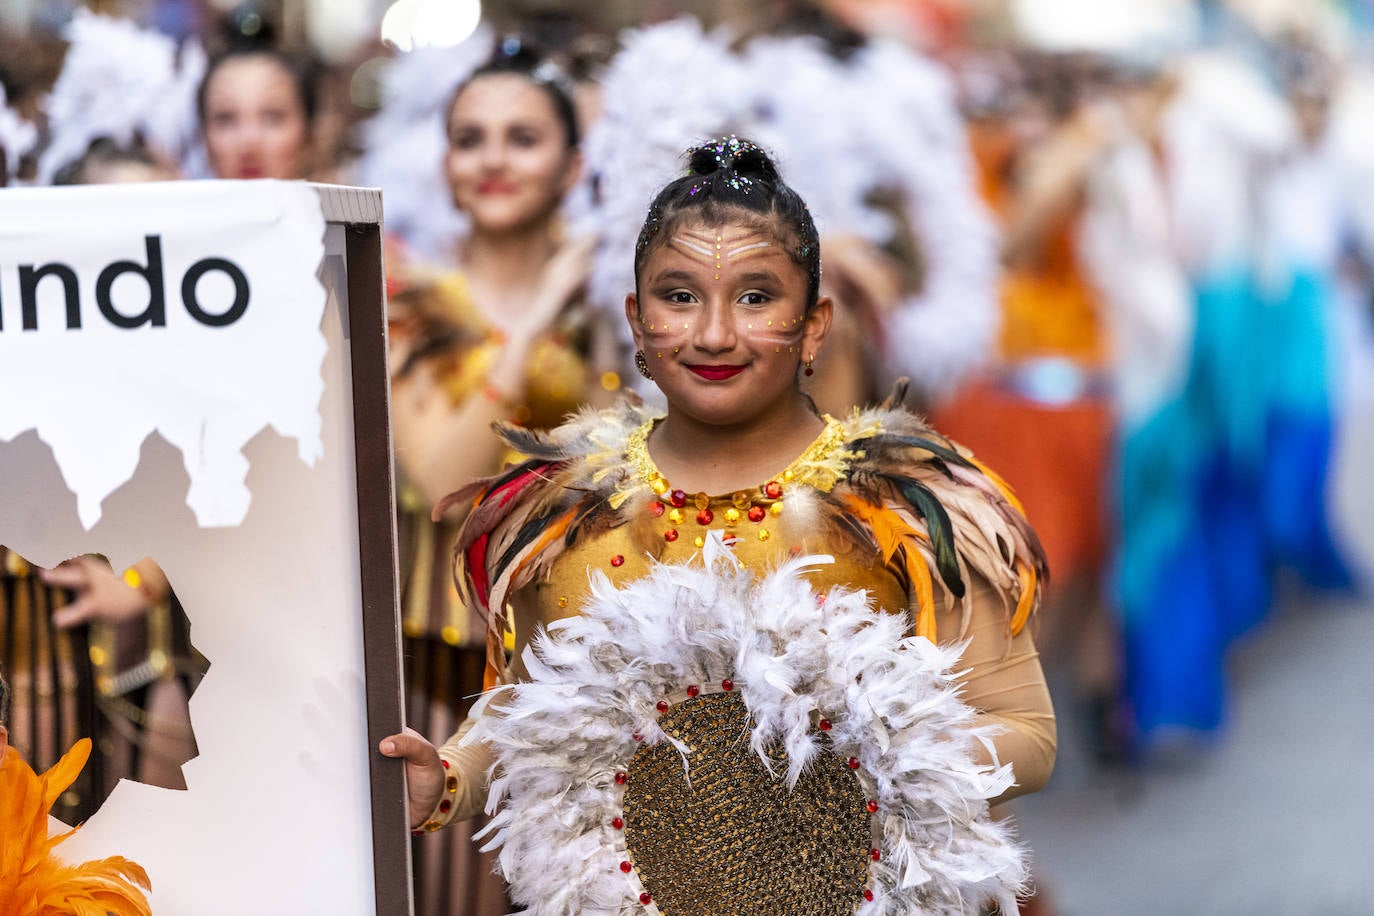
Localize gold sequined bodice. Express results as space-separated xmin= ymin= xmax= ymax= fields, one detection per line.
xmin=525 ymin=417 xmax=908 ymax=652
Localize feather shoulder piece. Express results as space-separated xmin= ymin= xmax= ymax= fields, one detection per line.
xmin=441 ymin=399 xmax=661 ymax=684
xmin=824 ymin=387 xmax=1048 ymax=643
xmin=0 ymin=741 xmax=152 ymax=916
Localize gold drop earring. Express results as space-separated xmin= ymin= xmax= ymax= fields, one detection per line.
xmin=804 ymin=354 xmax=815 ymax=377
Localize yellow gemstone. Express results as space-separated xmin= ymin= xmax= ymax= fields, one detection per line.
xmin=122 ymin=567 xmax=142 ymax=590
xmin=651 ymin=477 xmax=669 ymax=495
xmin=731 ymin=491 xmax=752 ymax=509
xmin=446 ymin=775 xmax=459 ymax=792
xmin=770 ymin=501 xmax=784 ymax=516
xmin=558 ymin=595 xmax=569 ymax=608
xmin=694 ymin=492 xmax=711 ymax=511
xmin=783 ymin=469 xmax=794 ymax=481
xmin=724 ymin=508 xmax=741 ymax=524
xmin=758 ymin=529 xmax=771 ymax=541
xmin=402 ymin=619 xmax=424 ymax=638
xmin=600 ymin=371 xmax=621 ymax=391
xmin=668 ymin=508 xmax=685 ymax=524
xmin=441 ymin=626 xmax=461 ymax=646
xmin=694 ymin=536 xmax=705 ymax=548
xmin=88 ymin=645 xmax=107 ymax=666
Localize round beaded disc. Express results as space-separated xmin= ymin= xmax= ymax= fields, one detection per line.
xmin=623 ymin=691 xmax=870 ymax=915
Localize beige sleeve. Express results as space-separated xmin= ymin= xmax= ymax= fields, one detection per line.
xmin=936 ymin=575 xmax=1057 ymax=805
xmin=428 ymin=716 xmax=496 ymax=827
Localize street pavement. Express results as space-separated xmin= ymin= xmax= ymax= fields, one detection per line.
xmin=1013 ymin=401 xmax=1374 ymax=916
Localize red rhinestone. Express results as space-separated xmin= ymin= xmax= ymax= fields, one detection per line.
xmin=721 ymin=678 xmax=734 ymax=691
xmin=612 ymin=818 xmax=624 ymax=830
xmin=747 ymin=505 xmax=766 ymax=523
xmin=639 ymin=892 xmax=652 ymax=905
xmin=656 ymin=700 xmax=670 ymax=713
xmin=620 ymin=861 xmax=633 ymax=873
xmin=847 ymin=756 xmax=860 ymax=769
xmin=411 ymin=829 xmax=424 ymax=837
xmin=664 ymin=529 xmax=679 ymax=542
xmin=670 ymin=489 xmax=687 ymax=508
xmin=632 ymin=732 xmax=644 ymax=742
xmin=686 ymin=685 xmax=700 ymax=697
xmin=611 ymin=554 xmax=625 ymax=567
xmin=438 ymin=799 xmax=451 ymax=813
xmin=696 ymin=508 xmax=714 ymax=525
xmin=871 ymin=848 xmax=881 ymax=862
xmin=615 ymin=772 xmax=628 ymax=785
xmin=819 ymin=718 xmax=832 ymax=731
xmin=866 ymin=799 xmax=879 ymax=813
xmin=864 ymin=889 xmax=874 ymax=902
xmin=441 ymin=759 xmax=451 ymax=770
xmin=650 ymin=502 xmax=665 ymax=517
xmin=765 ymin=480 xmax=783 ymax=499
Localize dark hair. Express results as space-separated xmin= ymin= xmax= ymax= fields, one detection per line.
xmin=52 ymin=136 xmax=161 ymax=186
xmin=446 ymin=38 xmax=580 ymax=149
xmin=635 ymin=137 xmax=822 ymax=308
xmin=197 ymin=46 xmax=319 ymax=127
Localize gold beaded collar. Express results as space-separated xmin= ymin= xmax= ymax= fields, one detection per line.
xmin=616 ymin=414 xmax=859 ymax=512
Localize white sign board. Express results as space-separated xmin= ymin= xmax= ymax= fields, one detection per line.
xmin=0 ymin=181 xmax=407 ymax=914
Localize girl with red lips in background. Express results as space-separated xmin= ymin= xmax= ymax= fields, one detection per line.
xmin=198 ymin=44 xmax=317 ymax=181
xmin=383 ymin=41 xmax=619 ymax=916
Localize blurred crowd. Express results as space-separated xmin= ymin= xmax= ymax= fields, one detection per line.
xmin=3 ymin=1 xmax=1373 ymax=913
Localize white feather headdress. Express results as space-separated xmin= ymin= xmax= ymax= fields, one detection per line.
xmin=565 ymin=16 xmax=747 ymax=339
xmin=0 ymin=83 xmax=37 ymax=184
xmin=38 ymin=10 xmax=204 ymax=184
xmin=847 ymin=40 xmax=1001 ymax=401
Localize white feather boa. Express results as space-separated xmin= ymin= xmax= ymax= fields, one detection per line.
xmin=468 ymin=534 xmax=1027 ymax=915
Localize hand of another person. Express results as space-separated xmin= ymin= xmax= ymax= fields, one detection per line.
xmin=378 ymin=727 xmax=447 ymax=828
xmin=41 ymin=556 xmax=153 ymax=628
xmin=510 ymin=233 xmax=597 ymax=344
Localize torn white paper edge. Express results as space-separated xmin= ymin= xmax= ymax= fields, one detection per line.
xmin=0 ymin=179 xmax=327 ymax=528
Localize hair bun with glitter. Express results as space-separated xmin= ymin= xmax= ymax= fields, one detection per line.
xmin=686 ymin=137 xmax=778 ymax=182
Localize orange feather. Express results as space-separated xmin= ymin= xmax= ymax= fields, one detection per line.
xmin=0 ymin=742 xmax=151 ymax=916
xmin=840 ymin=493 xmax=938 ymax=641
xmin=1010 ymin=561 xmax=1037 ymax=636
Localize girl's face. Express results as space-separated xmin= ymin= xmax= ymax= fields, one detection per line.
xmin=627 ymin=216 xmax=831 ymax=428
xmin=445 ymin=73 xmax=580 ymax=235
xmin=202 ymin=55 xmax=310 ymax=180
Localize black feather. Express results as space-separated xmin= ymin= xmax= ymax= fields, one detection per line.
xmin=852 ymin=433 xmax=973 ymax=471
xmin=891 ymin=476 xmax=965 ymax=598
xmin=495 ymin=501 xmax=572 ymax=579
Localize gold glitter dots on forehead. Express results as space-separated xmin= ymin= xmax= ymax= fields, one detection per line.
xmin=621 ymin=691 xmax=871 ymax=915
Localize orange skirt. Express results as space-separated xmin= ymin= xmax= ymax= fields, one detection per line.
xmin=930 ymin=378 xmax=1113 ymax=585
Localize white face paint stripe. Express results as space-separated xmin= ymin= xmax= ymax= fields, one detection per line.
xmin=670 ymin=236 xmax=716 ymax=259
xmin=725 ymin=241 xmax=772 ymax=258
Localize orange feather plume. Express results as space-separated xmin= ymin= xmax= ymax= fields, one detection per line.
xmin=839 ymin=493 xmax=938 ymax=642
xmin=0 ymin=740 xmax=152 ymax=916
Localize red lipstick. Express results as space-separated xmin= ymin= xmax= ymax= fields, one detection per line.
xmin=477 ymin=178 xmax=518 ymax=194
xmin=687 ymin=364 xmax=745 ymax=381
